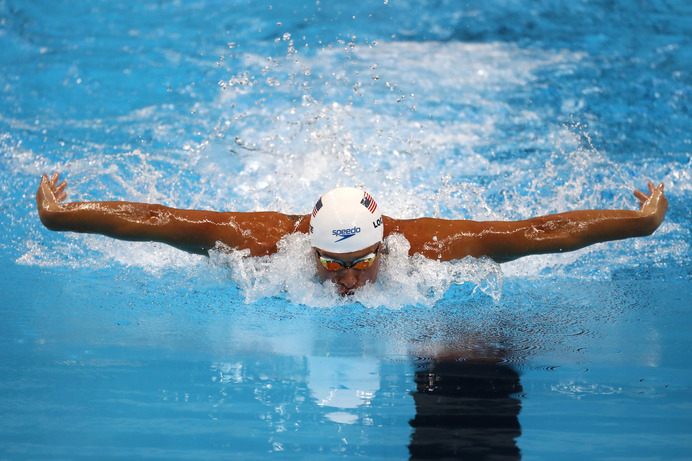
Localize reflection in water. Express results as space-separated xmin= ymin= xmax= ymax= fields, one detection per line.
xmin=409 ymin=358 xmax=522 ymax=460
xmin=307 ymin=355 xmax=380 ymax=424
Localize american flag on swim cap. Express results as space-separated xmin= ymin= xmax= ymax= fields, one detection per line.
xmin=312 ymin=197 xmax=323 ymax=217
xmin=360 ymin=192 xmax=377 ymax=213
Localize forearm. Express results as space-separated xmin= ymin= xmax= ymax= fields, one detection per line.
xmin=391 ymin=206 xmax=665 ymax=263
xmin=39 ymin=201 xmax=219 ymax=255
xmin=39 ymin=199 xmax=311 ymax=256
xmin=479 ymin=208 xmax=663 ymax=261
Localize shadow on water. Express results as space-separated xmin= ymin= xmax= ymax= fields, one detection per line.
xmin=408 ymin=348 xmax=522 ymax=460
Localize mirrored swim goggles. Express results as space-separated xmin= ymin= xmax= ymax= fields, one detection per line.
xmin=316 ymin=245 xmax=380 ymax=271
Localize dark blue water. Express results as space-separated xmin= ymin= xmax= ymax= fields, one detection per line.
xmin=1 ymin=0 xmax=691 ymax=459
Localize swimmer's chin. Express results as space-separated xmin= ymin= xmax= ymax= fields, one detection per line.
xmin=338 ymin=284 xmax=371 ymax=297
xmin=337 ymin=280 xmax=377 ymax=296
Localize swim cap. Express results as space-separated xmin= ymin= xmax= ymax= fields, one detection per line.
xmin=310 ymin=187 xmax=384 ymax=253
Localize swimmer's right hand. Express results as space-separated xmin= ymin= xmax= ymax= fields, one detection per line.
xmin=36 ymin=172 xmax=68 ymax=227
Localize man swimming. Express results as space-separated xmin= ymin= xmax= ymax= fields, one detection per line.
xmin=36 ymin=172 xmax=668 ymax=295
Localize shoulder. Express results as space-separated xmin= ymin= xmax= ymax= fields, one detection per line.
xmin=230 ymin=211 xmax=310 ymax=239
xmin=383 ymin=216 xmax=476 ymax=236
xmin=382 ymin=216 xmax=487 ymax=261
xmin=202 ymin=211 xmax=311 ymax=257
xmin=216 ymin=211 xmax=309 ymax=230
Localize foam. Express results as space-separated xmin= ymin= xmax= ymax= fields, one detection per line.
xmin=209 ymin=232 xmax=502 ymax=309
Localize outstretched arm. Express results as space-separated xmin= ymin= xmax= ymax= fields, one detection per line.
xmin=36 ymin=172 xmax=310 ymax=256
xmin=387 ymin=182 xmax=668 ymax=263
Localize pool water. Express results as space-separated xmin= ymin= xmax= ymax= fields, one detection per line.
xmin=1 ymin=0 xmax=691 ymax=459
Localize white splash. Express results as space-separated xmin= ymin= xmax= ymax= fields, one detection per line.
xmin=209 ymin=232 xmax=502 ymax=308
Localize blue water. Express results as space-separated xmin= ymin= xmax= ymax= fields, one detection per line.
xmin=1 ymin=0 xmax=691 ymax=459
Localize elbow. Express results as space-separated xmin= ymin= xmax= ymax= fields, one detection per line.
xmin=38 ymin=209 xmax=63 ymax=232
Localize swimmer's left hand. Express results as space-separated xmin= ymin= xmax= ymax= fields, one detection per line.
xmin=633 ymin=182 xmax=668 ymax=233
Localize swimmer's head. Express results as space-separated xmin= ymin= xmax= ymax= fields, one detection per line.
xmin=310 ymin=187 xmax=384 ymax=295
xmin=310 ymin=187 xmax=384 ymax=253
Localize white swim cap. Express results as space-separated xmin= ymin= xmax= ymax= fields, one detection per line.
xmin=310 ymin=187 xmax=384 ymax=253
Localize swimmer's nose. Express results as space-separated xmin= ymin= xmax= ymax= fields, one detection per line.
xmin=338 ymin=269 xmax=359 ymax=291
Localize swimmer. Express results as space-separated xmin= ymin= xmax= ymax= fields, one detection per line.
xmin=36 ymin=172 xmax=668 ymax=295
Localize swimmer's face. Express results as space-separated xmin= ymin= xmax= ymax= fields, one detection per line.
xmin=313 ymin=242 xmax=381 ymax=296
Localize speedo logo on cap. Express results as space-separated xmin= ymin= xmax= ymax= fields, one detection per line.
xmin=332 ymin=227 xmax=361 ymax=242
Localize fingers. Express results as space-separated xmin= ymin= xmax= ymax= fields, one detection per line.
xmin=634 ymin=182 xmax=665 ymax=200
xmin=43 ymin=171 xmax=67 ymax=191
xmin=54 ymin=180 xmax=68 ymax=202
xmin=648 ymin=182 xmax=665 ymax=198
xmin=633 ymin=181 xmax=667 ymax=215
xmin=633 ymin=189 xmax=648 ymax=201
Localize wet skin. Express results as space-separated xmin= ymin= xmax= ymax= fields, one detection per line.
xmin=313 ymin=242 xmax=381 ymax=296
xmin=37 ymin=172 xmax=668 ymax=267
